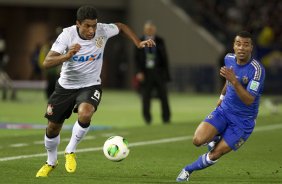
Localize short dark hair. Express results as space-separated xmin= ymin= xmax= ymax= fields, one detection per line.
xmin=236 ymin=31 xmax=253 ymax=44
xmin=76 ymin=5 xmax=98 ymax=22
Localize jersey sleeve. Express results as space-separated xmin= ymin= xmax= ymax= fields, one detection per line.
xmin=103 ymin=23 xmax=119 ymax=38
xmin=247 ymin=63 xmax=265 ymax=97
xmin=51 ymin=29 xmax=69 ymax=54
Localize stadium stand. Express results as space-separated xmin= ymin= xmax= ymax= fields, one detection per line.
xmin=173 ymin=0 xmax=282 ymax=93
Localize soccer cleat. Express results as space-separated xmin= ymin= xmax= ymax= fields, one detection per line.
xmin=36 ymin=161 xmax=58 ymax=177
xmin=207 ymin=141 xmax=216 ymax=151
xmin=176 ymin=169 xmax=190 ymax=182
xmin=207 ymin=136 xmax=221 ymax=151
xmin=65 ymin=152 xmax=77 ymax=173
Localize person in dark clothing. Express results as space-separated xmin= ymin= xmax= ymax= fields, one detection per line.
xmin=38 ymin=37 xmax=60 ymax=99
xmin=135 ymin=21 xmax=171 ymax=124
xmin=0 ymin=32 xmax=15 ymax=100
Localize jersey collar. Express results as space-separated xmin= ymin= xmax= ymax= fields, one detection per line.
xmin=76 ymin=26 xmax=95 ymax=40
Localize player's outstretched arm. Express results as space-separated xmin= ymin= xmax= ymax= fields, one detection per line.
xmin=115 ymin=22 xmax=156 ymax=49
xmin=220 ymin=66 xmax=255 ymax=105
xmin=43 ymin=44 xmax=81 ymax=69
xmin=216 ymin=82 xmax=227 ymax=107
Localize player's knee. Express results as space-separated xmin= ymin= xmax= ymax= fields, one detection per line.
xmin=78 ymin=110 xmax=93 ymax=123
xmin=78 ymin=103 xmax=95 ymax=123
xmin=46 ymin=123 xmax=61 ymax=138
xmin=192 ymin=136 xmax=204 ymax=147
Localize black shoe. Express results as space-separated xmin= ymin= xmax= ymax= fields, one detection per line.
xmin=163 ymin=119 xmax=170 ymax=124
xmin=144 ymin=117 xmax=151 ymax=125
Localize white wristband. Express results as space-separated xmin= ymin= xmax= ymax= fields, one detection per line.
xmin=219 ymin=95 xmax=225 ymax=100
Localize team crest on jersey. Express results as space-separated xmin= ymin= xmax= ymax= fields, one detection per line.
xmin=95 ymin=36 xmax=105 ymax=48
xmin=242 ymin=76 xmax=249 ymax=84
xmin=46 ymin=104 xmax=53 ymax=115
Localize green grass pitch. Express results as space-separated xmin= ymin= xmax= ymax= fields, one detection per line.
xmin=0 ymin=90 xmax=281 ymax=184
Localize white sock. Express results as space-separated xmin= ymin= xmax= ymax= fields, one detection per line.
xmin=65 ymin=121 xmax=90 ymax=153
xmin=45 ymin=134 xmax=60 ymax=166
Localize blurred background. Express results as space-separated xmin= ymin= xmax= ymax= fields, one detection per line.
xmin=0 ymin=0 xmax=281 ymax=95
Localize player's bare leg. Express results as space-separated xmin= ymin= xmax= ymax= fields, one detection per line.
xmin=65 ymin=102 xmax=95 ymax=173
xmin=177 ymin=122 xmax=220 ymax=182
xmin=193 ymin=122 xmax=219 ymax=147
xmin=36 ymin=121 xmax=62 ymax=177
xmin=209 ymin=138 xmax=232 ymax=160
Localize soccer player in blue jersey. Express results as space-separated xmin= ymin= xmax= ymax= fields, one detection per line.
xmin=176 ymin=31 xmax=265 ymax=182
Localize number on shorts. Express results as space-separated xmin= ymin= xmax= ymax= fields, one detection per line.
xmin=91 ymin=90 xmax=100 ymax=101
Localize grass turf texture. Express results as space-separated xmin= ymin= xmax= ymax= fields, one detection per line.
xmin=0 ymin=90 xmax=281 ymax=183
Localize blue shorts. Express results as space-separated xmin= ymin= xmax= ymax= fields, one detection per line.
xmin=204 ymin=106 xmax=255 ymax=150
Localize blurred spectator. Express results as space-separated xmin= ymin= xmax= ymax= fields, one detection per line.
xmin=173 ymin=0 xmax=282 ymax=48
xmin=30 ymin=44 xmax=43 ymax=80
xmin=0 ymin=32 xmax=15 ymax=100
xmin=39 ymin=27 xmax=62 ymax=98
xmin=174 ymin=0 xmax=282 ymax=93
xmin=262 ymin=51 xmax=282 ymax=68
xmin=38 ymin=39 xmax=59 ymax=98
xmin=135 ymin=21 xmax=171 ymax=124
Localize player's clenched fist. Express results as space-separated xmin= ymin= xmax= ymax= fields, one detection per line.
xmin=139 ymin=39 xmax=156 ymax=48
xmin=66 ymin=44 xmax=81 ymax=59
xmin=220 ymin=66 xmax=237 ymax=85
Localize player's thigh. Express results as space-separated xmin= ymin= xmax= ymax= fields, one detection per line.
xmin=193 ymin=107 xmax=228 ymax=145
xmin=222 ymin=121 xmax=254 ymax=151
xmin=75 ymin=85 xmax=102 ymax=113
xmin=193 ymin=122 xmax=218 ymax=146
xmin=204 ymin=107 xmax=228 ymax=134
xmin=45 ymin=84 xmax=77 ymax=123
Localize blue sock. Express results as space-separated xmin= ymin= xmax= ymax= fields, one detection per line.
xmin=184 ymin=153 xmax=217 ymax=173
xmin=211 ymin=135 xmax=221 ymax=142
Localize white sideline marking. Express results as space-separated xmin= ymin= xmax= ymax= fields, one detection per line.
xmin=0 ymin=136 xmax=192 ymax=162
xmin=10 ymin=143 xmax=28 ymax=148
xmin=253 ymin=124 xmax=282 ymax=132
xmin=33 ymin=141 xmax=44 ymax=144
xmin=0 ymin=124 xmax=281 ymax=162
xmin=33 ymin=135 xmax=96 ymax=145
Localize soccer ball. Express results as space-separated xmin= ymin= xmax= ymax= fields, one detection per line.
xmin=103 ymin=136 xmax=130 ymax=161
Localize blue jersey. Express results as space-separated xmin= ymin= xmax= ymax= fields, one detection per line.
xmin=220 ymin=53 xmax=265 ymax=119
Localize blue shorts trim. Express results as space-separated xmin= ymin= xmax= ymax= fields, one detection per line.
xmin=204 ymin=106 xmax=255 ymax=150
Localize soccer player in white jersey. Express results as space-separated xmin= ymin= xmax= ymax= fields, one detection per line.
xmin=36 ymin=5 xmax=155 ymax=177
xmin=176 ymin=31 xmax=265 ymax=182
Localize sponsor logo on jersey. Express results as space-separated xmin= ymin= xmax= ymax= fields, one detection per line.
xmin=72 ymin=53 xmax=102 ymax=62
xmin=250 ymin=80 xmax=260 ymax=91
